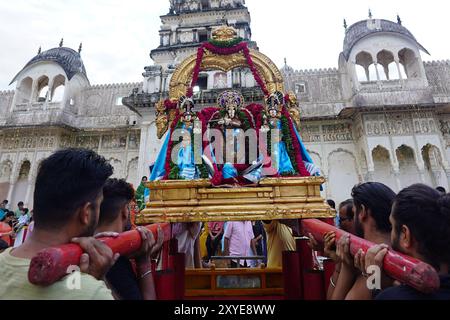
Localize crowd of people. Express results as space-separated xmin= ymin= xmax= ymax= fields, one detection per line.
xmin=310 ymin=183 xmax=450 ymax=300
xmin=0 ymin=200 xmax=34 ymax=250
xmin=0 ymin=148 xmax=448 ymax=300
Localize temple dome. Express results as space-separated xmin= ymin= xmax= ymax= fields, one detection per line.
xmin=10 ymin=47 xmax=88 ymax=85
xmin=343 ymin=19 xmax=429 ymax=61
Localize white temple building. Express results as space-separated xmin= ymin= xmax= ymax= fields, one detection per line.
xmin=1 ymin=0 xmax=450 ymax=207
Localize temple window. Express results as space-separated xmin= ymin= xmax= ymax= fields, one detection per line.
xmin=198 ymin=30 xmax=208 ymax=43
xmin=115 ymin=97 xmax=124 ymax=106
xmin=50 ymin=75 xmax=65 ymax=102
xmin=36 ymin=76 xmax=50 ymax=102
xmin=17 ymin=77 xmax=33 ymax=104
xmin=197 ymin=74 xmax=208 ymax=90
xmin=399 ymin=48 xmax=419 ymax=79
xmin=355 ymin=51 xmax=375 ymax=82
xmin=376 ymin=50 xmax=397 ymax=80
xmin=295 ymin=83 xmax=306 ymax=94
xmin=201 ymin=0 xmax=210 ymax=10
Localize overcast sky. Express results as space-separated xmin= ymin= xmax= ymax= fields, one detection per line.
xmin=0 ymin=0 xmax=449 ymax=90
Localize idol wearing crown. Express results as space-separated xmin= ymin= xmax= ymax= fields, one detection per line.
xmin=150 ymin=26 xmax=320 ymax=186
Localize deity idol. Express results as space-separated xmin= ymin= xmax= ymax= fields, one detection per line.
xmin=150 ymin=97 xmax=209 ymax=182
xmin=175 ymin=97 xmax=198 ymax=180
xmin=261 ymin=92 xmax=295 ymax=175
xmin=206 ymin=90 xmax=263 ymax=184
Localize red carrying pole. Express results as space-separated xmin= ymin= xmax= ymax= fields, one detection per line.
xmin=28 ymin=223 xmax=172 ymax=287
xmin=301 ymin=219 xmax=440 ymax=294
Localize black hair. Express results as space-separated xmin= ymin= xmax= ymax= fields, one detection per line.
xmin=351 ymin=182 xmax=396 ymax=233
xmin=1 ymin=211 xmax=14 ymax=223
xmin=17 ymin=201 xmax=24 ymax=207
xmin=436 ymin=186 xmax=446 ymax=194
xmin=142 ymin=176 xmax=148 ymax=181
xmin=1 ymin=200 xmax=8 ymax=205
xmin=33 ymin=148 xmax=113 ymax=230
xmin=98 ymin=178 xmax=135 ymax=226
xmin=0 ymin=239 xmax=9 ymax=250
xmin=339 ymin=199 xmax=354 ymax=219
xmin=392 ymin=184 xmax=450 ymax=269
xmin=327 ymin=199 xmax=336 ymax=210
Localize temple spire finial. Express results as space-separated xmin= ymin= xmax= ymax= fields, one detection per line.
xmin=343 ymin=19 xmax=348 ymax=30
xmin=284 ymin=57 xmax=287 ymax=66
xmin=368 ymin=9 xmax=373 ymax=19
xmin=397 ymin=14 xmax=402 ymax=25
xmin=78 ymin=42 xmax=83 ymax=54
xmin=59 ymin=38 xmax=64 ymax=47
xmin=38 ymin=46 xmax=41 ymax=54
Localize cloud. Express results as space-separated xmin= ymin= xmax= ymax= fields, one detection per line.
xmin=0 ymin=0 xmax=449 ymax=90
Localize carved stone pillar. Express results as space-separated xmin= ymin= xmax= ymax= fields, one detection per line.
xmin=6 ymin=180 xmax=15 ymax=204
xmin=374 ymin=62 xmax=381 ymax=82
xmin=395 ymin=59 xmax=403 ymax=81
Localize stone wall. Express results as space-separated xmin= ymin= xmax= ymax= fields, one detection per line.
xmin=283 ymin=68 xmax=346 ymax=119
xmin=76 ymin=82 xmax=141 ymax=129
xmin=0 ymin=127 xmax=141 ymax=208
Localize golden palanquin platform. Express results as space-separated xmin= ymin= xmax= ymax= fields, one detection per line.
xmin=137 ymin=177 xmax=334 ymax=224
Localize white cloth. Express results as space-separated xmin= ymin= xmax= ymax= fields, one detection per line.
xmin=18 ymin=215 xmax=29 ymax=225
xmin=172 ymin=223 xmax=202 ymax=268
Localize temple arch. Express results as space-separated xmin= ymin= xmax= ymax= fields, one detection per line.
xmin=327 ymin=149 xmax=359 ymax=203
xmin=396 ymin=145 xmax=420 ymax=188
xmin=355 ymin=51 xmax=374 ymax=82
xmin=11 ymin=160 xmax=31 ymax=208
xmin=169 ymin=48 xmax=284 ymax=100
xmin=35 ymin=76 xmax=50 ymax=102
xmin=126 ymin=157 xmax=139 ymax=187
xmin=372 ymin=145 xmax=397 ymax=191
xmin=0 ymin=161 xmax=13 ymax=202
xmin=376 ymin=50 xmax=395 ymax=80
xmin=398 ymin=48 xmax=420 ymax=79
xmin=50 ymin=74 xmax=66 ymax=102
xmin=17 ymin=77 xmax=33 ymax=104
xmin=422 ymin=144 xmax=448 ymax=189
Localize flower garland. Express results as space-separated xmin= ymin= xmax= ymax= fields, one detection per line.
xmin=187 ymin=46 xmax=205 ymax=98
xmin=164 ymin=99 xmax=178 ymax=110
xmin=163 ymin=111 xmax=182 ymax=180
xmin=187 ymin=41 xmax=269 ymax=98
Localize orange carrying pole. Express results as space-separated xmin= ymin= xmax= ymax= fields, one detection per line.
xmin=301 ymin=219 xmax=440 ymax=294
xmin=28 ymin=223 xmax=171 ymax=287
